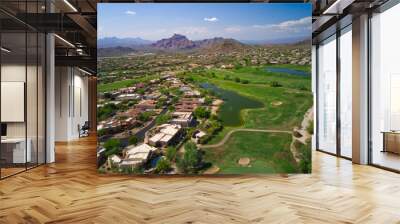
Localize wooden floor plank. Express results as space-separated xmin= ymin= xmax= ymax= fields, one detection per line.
xmin=0 ymin=135 xmax=400 ymax=223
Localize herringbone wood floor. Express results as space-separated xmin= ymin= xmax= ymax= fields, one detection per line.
xmin=1 ymin=135 xmax=400 ymax=224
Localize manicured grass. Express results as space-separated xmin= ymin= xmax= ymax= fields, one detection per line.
xmin=204 ymin=65 xmax=311 ymax=90
xmin=215 ymin=80 xmax=311 ymax=130
xmin=203 ymin=132 xmax=298 ymax=174
xmin=267 ymin=63 xmax=311 ymax=73
xmin=98 ymin=79 xmax=138 ymax=93
xmin=206 ymin=126 xmax=234 ymax=145
xmin=193 ymin=66 xmax=313 ymax=131
xmin=98 ymin=74 xmax=160 ymax=92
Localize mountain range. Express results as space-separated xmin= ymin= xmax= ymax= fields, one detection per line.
xmin=98 ymin=37 xmax=153 ymax=48
xmin=97 ymin=34 xmax=309 ymax=57
xmin=150 ymin=34 xmax=245 ymax=51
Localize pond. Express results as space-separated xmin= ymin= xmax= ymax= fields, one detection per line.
xmin=200 ymin=83 xmax=263 ymax=126
xmin=265 ymin=67 xmax=310 ymax=77
xmin=150 ymin=156 xmax=162 ymax=168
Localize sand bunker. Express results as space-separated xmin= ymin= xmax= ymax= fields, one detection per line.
xmin=271 ymin=101 xmax=283 ymax=106
xmin=204 ymin=166 xmax=220 ymax=174
xmin=238 ymin=157 xmax=251 ymax=166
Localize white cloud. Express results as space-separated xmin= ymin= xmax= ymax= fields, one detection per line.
xmin=204 ymin=17 xmax=218 ymax=22
xmin=252 ymin=16 xmax=311 ymax=32
xmin=224 ymin=26 xmax=241 ymax=33
xmin=125 ymin=10 xmax=136 ymax=15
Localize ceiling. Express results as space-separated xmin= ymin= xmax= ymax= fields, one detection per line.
xmin=0 ymin=0 xmax=98 ymax=74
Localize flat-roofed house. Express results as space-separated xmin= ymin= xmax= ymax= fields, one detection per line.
xmin=119 ymin=87 xmax=136 ymax=94
xmin=116 ymin=93 xmax=141 ymax=101
xmin=149 ymin=133 xmax=165 ymax=146
xmin=120 ymin=143 xmax=157 ymax=168
xmin=148 ymin=124 xmax=182 ymax=147
xmin=192 ymin=130 xmax=207 ymax=144
xmin=171 ymin=112 xmax=194 ymax=127
xmin=144 ymin=92 xmax=161 ymax=100
xmin=136 ymin=99 xmax=156 ymax=110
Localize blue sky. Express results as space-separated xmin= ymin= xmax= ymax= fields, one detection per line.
xmin=98 ymin=3 xmax=311 ymax=41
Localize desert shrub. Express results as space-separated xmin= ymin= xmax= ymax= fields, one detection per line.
xmin=155 ymin=157 xmax=172 ymax=174
xmin=271 ymin=81 xmax=282 ymax=87
xmin=177 ymin=142 xmax=202 ymax=174
xmin=128 ymin=136 xmax=138 ymax=145
xmin=104 ymin=139 xmax=122 ymax=157
xmin=166 ymin=146 xmax=177 ymax=162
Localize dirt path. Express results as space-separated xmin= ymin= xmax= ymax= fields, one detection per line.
xmin=198 ymin=107 xmax=313 ymax=164
xmin=211 ymin=99 xmax=224 ymax=115
xmin=199 ymin=128 xmax=292 ymax=149
xmin=290 ymin=106 xmax=314 ymax=162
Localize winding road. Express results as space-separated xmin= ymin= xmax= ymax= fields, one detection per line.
xmin=199 ymin=128 xmax=292 ymax=149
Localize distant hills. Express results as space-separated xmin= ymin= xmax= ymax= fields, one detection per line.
xmin=151 ymin=34 xmax=196 ymax=50
xmin=151 ymin=34 xmax=245 ymax=51
xmin=97 ymin=46 xmax=137 ymax=57
xmin=97 ymin=34 xmax=310 ymax=57
xmin=98 ymin=37 xmax=153 ymax=48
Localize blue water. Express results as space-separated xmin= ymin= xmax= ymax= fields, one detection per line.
xmin=200 ymin=83 xmax=263 ymax=126
xmin=265 ymin=67 xmax=310 ymax=77
xmin=150 ymin=156 xmax=161 ymax=168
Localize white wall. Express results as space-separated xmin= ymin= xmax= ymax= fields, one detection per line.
xmin=317 ymin=35 xmax=337 ymax=154
xmin=370 ymin=4 xmax=400 ymax=160
xmin=312 ymin=45 xmax=317 ymax=150
xmin=55 ymin=67 xmax=89 ymax=141
xmin=1 ymin=64 xmax=26 ymax=138
xmin=339 ymin=27 xmax=353 ymax=158
xmin=1 ymin=63 xmax=46 ymax=164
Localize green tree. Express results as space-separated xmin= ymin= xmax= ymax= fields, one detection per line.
xmin=168 ymin=105 xmax=175 ymax=111
xmin=296 ymin=140 xmax=311 ymax=173
xmin=128 ymin=135 xmax=138 ymax=145
xmin=160 ymin=88 xmax=169 ymax=95
xmin=171 ymin=96 xmax=179 ymax=104
xmin=177 ymin=142 xmax=202 ymax=174
xmin=97 ymin=103 xmax=117 ymax=121
xmin=97 ymin=129 xmax=107 ymax=137
xmin=204 ymin=97 xmax=213 ymax=105
xmin=104 ymin=139 xmax=122 ymax=157
xmin=156 ymin=98 xmax=167 ymax=109
xmin=103 ymin=92 xmax=112 ymax=99
xmin=307 ymin=120 xmax=314 ymax=135
xmin=155 ymin=157 xmax=171 ymax=174
xmin=128 ymin=99 xmax=138 ymax=107
xmin=211 ymin=72 xmax=216 ymax=78
xmin=271 ymin=81 xmax=282 ymax=87
xmin=234 ymin=63 xmax=242 ymax=70
xmin=138 ymin=112 xmax=152 ymax=122
xmin=234 ymin=77 xmax=241 ymax=83
xmin=184 ymin=76 xmax=194 ymax=83
xmin=156 ymin=114 xmax=172 ymax=125
xmin=171 ymin=88 xmax=183 ymax=96
xmin=194 ymin=107 xmax=210 ymax=119
xmin=166 ymin=146 xmax=177 ymax=162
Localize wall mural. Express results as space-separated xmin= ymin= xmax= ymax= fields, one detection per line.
xmin=97 ymin=3 xmax=313 ymax=175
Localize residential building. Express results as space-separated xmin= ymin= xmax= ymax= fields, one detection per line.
xmin=116 ymin=93 xmax=141 ymax=101
xmin=120 ymin=143 xmax=157 ymax=168
xmin=148 ymin=124 xmax=182 ymax=147
xmin=136 ymin=99 xmax=157 ymax=110
xmin=171 ymin=112 xmax=195 ymax=127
